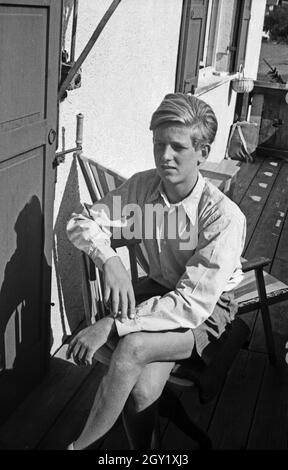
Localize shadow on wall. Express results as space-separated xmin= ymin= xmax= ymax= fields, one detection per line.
xmin=0 ymin=196 xmax=51 ymax=422
xmin=53 ymin=156 xmax=85 ymax=346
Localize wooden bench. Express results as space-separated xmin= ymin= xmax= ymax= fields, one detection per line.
xmin=199 ymin=159 xmax=240 ymax=200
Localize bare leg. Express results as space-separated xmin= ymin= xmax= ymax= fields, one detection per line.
xmin=72 ymin=329 xmax=194 ymax=450
xmin=122 ymin=361 xmax=175 ymax=449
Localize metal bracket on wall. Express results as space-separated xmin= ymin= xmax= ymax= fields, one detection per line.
xmin=59 ymin=60 xmax=82 ymax=102
xmin=53 ymin=113 xmax=84 ymax=168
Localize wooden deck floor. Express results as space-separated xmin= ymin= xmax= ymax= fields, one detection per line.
xmin=1 ymin=155 xmax=288 ymax=451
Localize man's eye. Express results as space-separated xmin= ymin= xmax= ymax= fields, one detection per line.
xmin=172 ymin=144 xmax=184 ymax=151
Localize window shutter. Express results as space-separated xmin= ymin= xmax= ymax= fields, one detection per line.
xmin=176 ymin=0 xmax=209 ymax=94
xmin=234 ymin=0 xmax=252 ymax=72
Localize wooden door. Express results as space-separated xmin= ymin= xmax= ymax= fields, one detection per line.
xmin=0 ymin=0 xmax=61 ymax=423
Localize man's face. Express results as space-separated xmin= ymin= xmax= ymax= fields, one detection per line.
xmin=153 ymin=123 xmax=204 ymax=190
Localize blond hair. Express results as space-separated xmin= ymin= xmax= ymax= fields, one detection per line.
xmin=150 ymin=93 xmax=218 ymax=149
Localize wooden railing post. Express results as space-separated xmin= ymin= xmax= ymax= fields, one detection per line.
xmin=255 ymin=267 xmax=277 ymax=364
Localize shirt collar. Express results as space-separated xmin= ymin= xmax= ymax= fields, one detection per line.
xmin=147 ymin=174 xmax=162 ymax=203
xmin=180 ymin=173 xmax=205 ymax=225
xmin=147 ymin=172 xmax=205 ymax=225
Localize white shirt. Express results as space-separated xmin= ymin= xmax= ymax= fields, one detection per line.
xmin=67 ymin=170 xmax=246 ymax=336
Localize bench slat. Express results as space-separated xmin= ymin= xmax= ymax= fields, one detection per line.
xmin=235 ymin=269 xmax=288 ymax=304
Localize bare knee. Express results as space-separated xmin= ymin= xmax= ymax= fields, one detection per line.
xmin=111 ymin=333 xmax=147 ymax=374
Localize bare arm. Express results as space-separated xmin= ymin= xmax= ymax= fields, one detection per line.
xmin=66 ymin=316 xmax=116 ymax=366
xmin=103 ymin=256 xmax=136 ymax=321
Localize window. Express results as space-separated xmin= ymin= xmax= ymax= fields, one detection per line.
xmin=200 ymin=0 xmax=221 ymax=70
xmin=176 ymin=0 xmax=252 ymax=93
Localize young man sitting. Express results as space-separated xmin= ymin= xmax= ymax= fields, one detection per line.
xmin=66 ymin=93 xmax=246 ymax=450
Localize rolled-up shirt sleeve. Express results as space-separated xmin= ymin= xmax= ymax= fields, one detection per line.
xmin=115 ymin=210 xmax=246 ymax=336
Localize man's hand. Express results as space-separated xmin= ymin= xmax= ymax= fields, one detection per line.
xmin=66 ymin=316 xmax=116 ymax=366
xmin=103 ymin=256 xmax=136 ymax=322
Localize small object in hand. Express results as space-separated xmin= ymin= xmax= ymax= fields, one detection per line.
xmin=112 ymin=309 xmax=121 ymax=318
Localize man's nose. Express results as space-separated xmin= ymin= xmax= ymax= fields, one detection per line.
xmin=161 ymin=146 xmax=173 ymax=161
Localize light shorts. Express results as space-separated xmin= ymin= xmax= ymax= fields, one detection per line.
xmin=191 ymin=290 xmax=238 ymax=365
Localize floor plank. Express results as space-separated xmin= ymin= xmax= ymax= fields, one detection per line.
xmin=275 ymin=210 xmax=288 ymax=263
xmin=38 ymin=361 xmax=107 ymax=450
xmin=247 ymin=358 xmax=288 ymax=450
xmin=249 ymin=238 xmax=288 ymax=355
xmin=273 ymin=206 xmax=288 ymax=282
xmin=0 ymin=344 xmax=95 ymax=450
xmin=271 ymin=258 xmax=288 ymax=285
xmin=244 ymin=161 xmax=288 ymax=263
xmin=249 ymin=298 xmax=288 ymax=357
xmin=233 ymin=157 xmax=263 ymax=206
xmin=239 ymin=158 xmax=282 ymax=250
xmin=207 ymin=350 xmax=266 ymax=450
xmin=161 ymin=385 xmax=216 ymax=450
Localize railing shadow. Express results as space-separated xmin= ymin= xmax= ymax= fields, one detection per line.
xmin=53 ymin=156 xmax=85 ymax=347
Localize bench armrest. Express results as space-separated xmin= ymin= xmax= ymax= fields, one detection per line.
xmin=241 ymin=257 xmax=271 ymax=273
xmin=111 ymin=237 xmax=141 ymax=250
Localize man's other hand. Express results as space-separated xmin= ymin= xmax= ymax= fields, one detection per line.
xmin=103 ymin=256 xmax=136 ymax=322
xmin=66 ymin=316 xmax=116 ymax=366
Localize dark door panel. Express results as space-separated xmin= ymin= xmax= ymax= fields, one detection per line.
xmin=0 ymin=0 xmax=61 ymax=423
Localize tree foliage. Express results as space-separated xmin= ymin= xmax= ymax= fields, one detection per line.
xmin=264 ymin=5 xmax=288 ymax=43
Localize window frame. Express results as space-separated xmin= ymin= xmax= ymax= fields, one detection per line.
xmin=175 ymin=0 xmax=252 ymax=93
xmin=200 ymin=0 xmax=221 ymax=70
xmin=175 ymin=0 xmax=209 ymax=94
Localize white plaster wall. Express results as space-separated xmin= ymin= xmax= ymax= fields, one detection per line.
xmin=197 ymin=81 xmax=237 ymax=162
xmin=59 ymin=0 xmax=182 ymax=179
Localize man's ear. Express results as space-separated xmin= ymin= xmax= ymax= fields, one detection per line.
xmin=198 ymin=144 xmax=211 ymax=165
